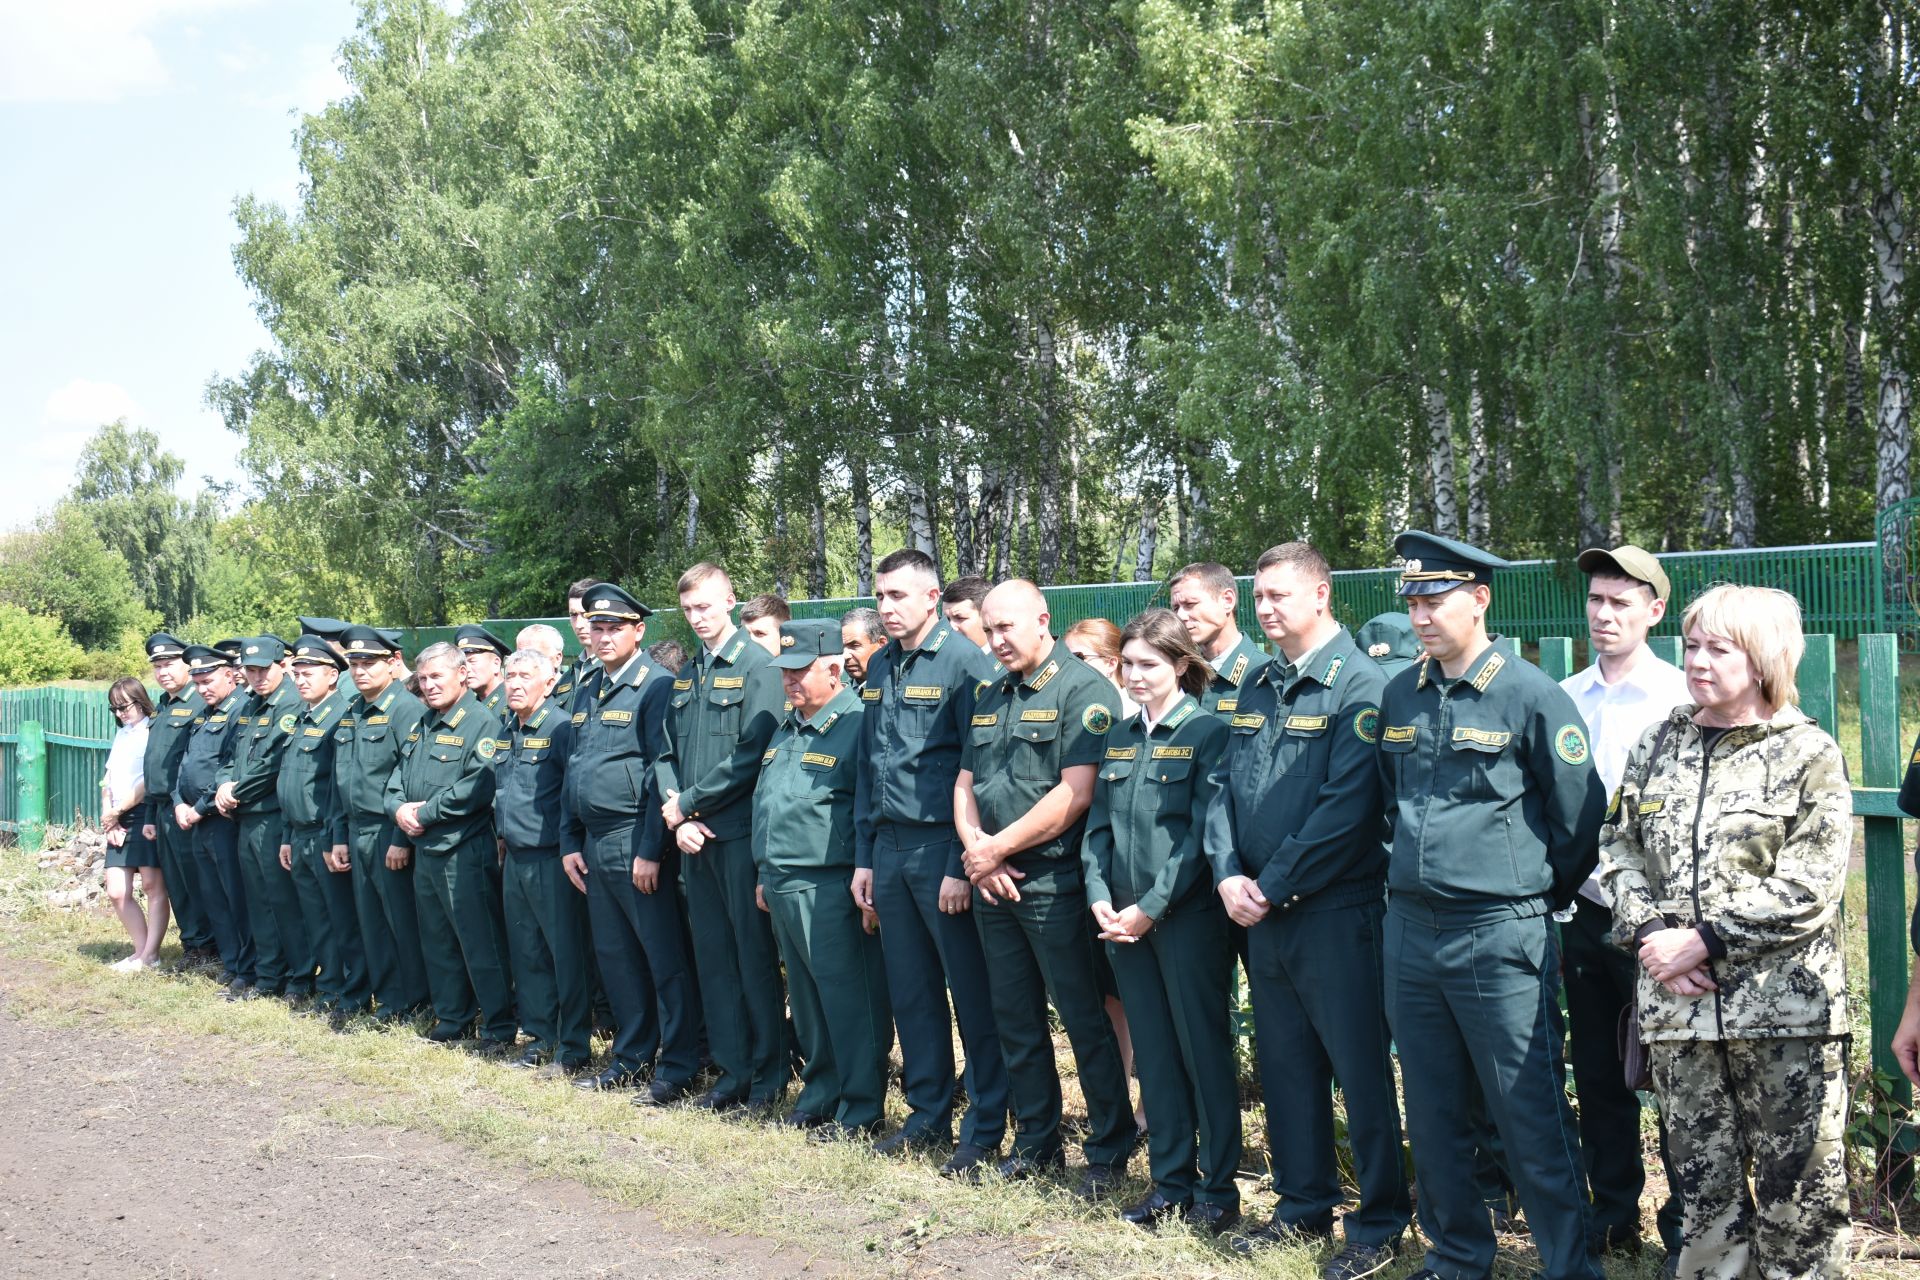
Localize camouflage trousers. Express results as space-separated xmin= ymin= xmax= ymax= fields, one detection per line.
xmin=1651 ymin=1036 xmax=1850 ymax=1280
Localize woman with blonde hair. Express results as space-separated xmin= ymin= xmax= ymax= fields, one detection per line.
xmin=100 ymin=676 xmax=168 ymax=970
xmin=1599 ymin=584 xmax=1851 ymax=1279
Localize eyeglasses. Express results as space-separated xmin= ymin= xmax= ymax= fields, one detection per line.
xmin=110 ymin=701 xmax=136 ymax=713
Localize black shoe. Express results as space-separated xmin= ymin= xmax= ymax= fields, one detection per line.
xmin=1229 ymin=1220 xmax=1333 ymax=1256
xmin=1589 ymin=1226 xmax=1644 ymax=1256
xmin=1074 ymin=1161 xmax=1127 ymax=1202
xmin=995 ymin=1151 xmax=1065 ymax=1182
xmin=424 ymin=1024 xmax=475 ymax=1044
xmin=327 ymin=1007 xmax=355 ymax=1032
xmin=873 ymin=1127 xmax=947 ymax=1157
xmin=1120 ymin=1191 xmax=1189 ymax=1227
xmin=507 ymin=1046 xmax=548 ymax=1069
xmin=573 ymin=1065 xmax=644 ymax=1091
xmin=223 ymin=980 xmax=257 ymax=1002
xmin=940 ymin=1142 xmax=996 ymax=1180
xmin=644 ymin=1077 xmax=695 ymax=1105
xmin=1321 ymin=1240 xmax=1396 ymax=1280
xmin=781 ymin=1109 xmax=830 ymax=1130
xmin=1185 ymin=1203 xmax=1240 ymax=1237
xmin=467 ymin=1037 xmax=516 ymax=1060
xmin=694 ymin=1088 xmax=746 ymax=1113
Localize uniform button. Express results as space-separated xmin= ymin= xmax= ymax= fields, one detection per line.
xmin=1291 ymin=895 xmax=1300 ymax=902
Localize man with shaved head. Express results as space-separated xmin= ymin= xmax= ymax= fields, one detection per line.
xmin=955 ymin=580 xmax=1135 ymax=1198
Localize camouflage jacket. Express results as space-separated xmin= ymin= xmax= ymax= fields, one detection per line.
xmin=1598 ymin=704 xmax=1850 ymax=1041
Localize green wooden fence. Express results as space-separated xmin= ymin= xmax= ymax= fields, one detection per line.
xmin=0 ymin=687 xmax=117 ymax=836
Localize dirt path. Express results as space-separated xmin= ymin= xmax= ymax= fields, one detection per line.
xmin=0 ymin=1008 xmax=837 ymax=1280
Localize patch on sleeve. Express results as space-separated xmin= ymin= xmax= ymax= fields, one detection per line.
xmin=1605 ymin=787 xmax=1621 ymax=822
xmin=1081 ymin=703 xmax=1113 ymax=735
xmin=475 ymin=737 xmax=497 ymax=761
xmin=860 ymin=688 xmax=882 ymax=701
xmin=1553 ymin=724 xmax=1591 ymax=766
xmin=1354 ymin=707 xmax=1380 ymax=744
xmin=278 ymin=713 xmax=298 ymax=734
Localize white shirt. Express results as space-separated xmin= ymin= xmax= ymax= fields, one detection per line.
xmin=1561 ymin=651 xmax=1692 ymax=906
xmin=103 ymin=717 xmax=150 ymax=811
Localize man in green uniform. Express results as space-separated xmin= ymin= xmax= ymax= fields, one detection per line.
xmin=852 ymin=549 xmax=1009 ymax=1174
xmin=277 ymin=636 xmax=367 ymax=1025
xmin=839 ymin=608 xmax=886 ymax=689
xmin=385 ymin=642 xmax=517 ymax=1054
xmin=214 ymin=636 xmax=311 ymax=1003
xmin=756 ymin=619 xmax=891 ymax=1139
xmin=561 ymin=582 xmax=702 ymax=1097
xmin=956 ymin=579 xmax=1134 ymax=1196
xmin=331 ymin=625 xmax=433 ymax=1025
xmin=561 ymin=577 xmax=600 ymax=707
xmin=1205 ymin=543 xmax=1410 ymax=1275
xmin=495 ymin=647 xmax=591 ymax=1075
xmin=661 ymin=563 xmax=790 ymax=1111
xmin=1169 ymin=562 xmax=1269 ymax=717
xmin=1375 ymin=531 xmax=1606 ymax=1280
xmin=172 ymin=645 xmax=255 ymax=988
xmin=140 ymin=632 xmax=214 ymax=968
xmin=457 ymin=624 xmax=513 ymax=723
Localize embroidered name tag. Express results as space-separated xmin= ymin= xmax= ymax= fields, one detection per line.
xmin=1285 ymin=714 xmax=1329 ymax=731
xmin=170 ymin=707 xmax=193 ymax=716
xmin=601 ymin=709 xmax=633 ymax=724
xmin=904 ymin=684 xmax=942 ymax=699
xmin=1216 ymin=698 xmax=1238 ymax=712
xmin=523 ymin=737 xmax=550 ymax=749
xmin=972 ymin=713 xmax=999 ymax=726
xmin=435 ymin=733 xmax=465 ymax=746
xmin=339 ymin=717 xmax=356 ymax=728
xmin=209 ymin=714 xmax=228 ymax=724
xmin=860 ymin=688 xmax=882 ymax=701
xmin=367 ymin=715 xmax=388 ymax=725
xmin=1638 ymin=798 xmax=1665 ymax=815
xmin=1452 ymin=727 xmax=1512 ymax=748
xmin=1231 ymin=714 xmax=1267 ymax=730
xmin=1382 ymin=726 xmax=1417 ymax=744
xmin=801 ymin=752 xmax=837 ymax=768
xmin=303 ymin=727 xmax=327 ymax=737
xmin=674 ymin=678 xmax=693 ymax=690
xmin=571 ymin=712 xmax=587 ymax=726
xmin=762 ymin=749 xmax=777 ymax=763
xmin=1105 ymin=746 xmax=1138 ymax=762
xmin=712 ymin=676 xmax=745 ymax=689
xmin=1152 ymin=745 xmax=1194 ymax=759
xmin=1019 ymin=708 xmax=1059 ymax=722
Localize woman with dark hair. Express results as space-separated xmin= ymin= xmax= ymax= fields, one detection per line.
xmin=100 ymin=676 xmax=168 ymax=970
xmin=1081 ymin=608 xmax=1241 ymax=1234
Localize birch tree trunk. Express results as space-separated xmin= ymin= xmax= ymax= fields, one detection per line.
xmin=1423 ymin=385 xmax=1460 ymax=537
xmin=907 ymin=478 xmax=937 ymax=560
xmin=808 ymin=497 xmax=827 ymax=599
xmin=1873 ymin=171 xmax=1912 ymax=513
xmin=1466 ymin=377 xmax=1491 ymax=544
xmin=1034 ymin=317 xmax=1063 ymax=584
xmin=850 ymin=455 xmax=873 ymax=595
xmin=684 ymin=489 xmax=699 ymax=555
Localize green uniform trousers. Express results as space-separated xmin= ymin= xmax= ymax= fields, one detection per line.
xmin=765 ymin=867 xmax=890 ymax=1129
xmin=1245 ymin=895 xmax=1409 ymax=1243
xmin=1384 ymin=898 xmax=1600 ymax=1280
xmin=682 ymin=833 xmax=789 ymax=1102
xmin=154 ymin=805 xmax=213 ymax=951
xmin=288 ymin=823 xmax=369 ymax=1011
xmin=502 ymin=849 xmax=593 ymax=1066
xmin=414 ymin=829 xmax=516 ymax=1041
xmin=973 ymin=879 xmax=1135 ymax=1167
xmin=1107 ymin=900 xmax=1242 ymax=1208
xmin=346 ymin=818 xmax=430 ymax=1016
xmin=237 ymin=810 xmax=313 ymax=994
xmin=1652 ymin=1036 xmax=1849 ymax=1280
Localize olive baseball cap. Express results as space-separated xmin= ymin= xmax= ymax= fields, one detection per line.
xmin=1576 ymin=544 xmax=1670 ymax=603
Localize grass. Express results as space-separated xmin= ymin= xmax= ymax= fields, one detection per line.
xmin=0 ymin=851 xmax=1910 ymax=1278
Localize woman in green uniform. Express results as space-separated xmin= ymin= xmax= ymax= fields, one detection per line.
xmin=1082 ymin=608 xmax=1241 ymax=1234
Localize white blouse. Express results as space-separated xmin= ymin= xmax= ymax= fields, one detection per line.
xmin=103 ymin=717 xmax=150 ymax=811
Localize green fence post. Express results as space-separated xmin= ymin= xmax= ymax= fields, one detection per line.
xmin=1801 ymin=634 xmax=1838 ymax=738
xmin=16 ymin=719 xmax=45 ymax=854
xmin=1538 ymin=637 xmax=1573 ymax=682
xmin=1859 ymin=633 xmax=1910 ymax=1102
xmin=1648 ymin=635 xmax=1683 ymax=668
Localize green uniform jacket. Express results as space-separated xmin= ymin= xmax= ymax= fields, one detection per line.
xmin=329 ymin=681 xmax=429 ymax=850
xmin=959 ymin=640 xmax=1118 ymax=887
xmin=277 ymin=688 xmax=351 ymax=829
xmin=221 ymin=679 xmax=304 ymax=814
xmin=852 ymin=618 xmax=998 ymax=875
xmin=1203 ymin=628 xmax=1389 ymax=913
xmin=493 ymin=700 xmax=573 ymax=853
xmin=553 ymin=658 xmax=589 ymax=710
xmin=1376 ymin=644 xmax=1605 ymax=910
xmin=1083 ymin=695 xmax=1228 ymax=920
xmin=480 ymin=683 xmax=509 ymax=728
xmin=1599 ymin=705 xmax=1851 ymax=1041
xmin=559 ymin=653 xmax=671 ymax=856
xmin=1898 ymin=732 xmax=1920 ymax=953
xmin=753 ymin=688 xmax=865 ymax=874
xmin=174 ymin=687 xmax=247 ymax=814
xmin=383 ymin=692 xmax=498 ymax=856
xmin=143 ymin=687 xmax=205 ymax=815
xmin=659 ymin=630 xmax=786 ymax=840
xmin=1200 ymin=632 xmax=1270 ymax=719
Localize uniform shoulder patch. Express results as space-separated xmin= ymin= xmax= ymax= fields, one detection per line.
xmin=1606 ymin=787 xmax=1621 ymax=822
xmin=1554 ymin=724 xmax=1590 ymax=765
xmin=475 ymin=737 xmax=497 ymax=761
xmin=1354 ymin=707 xmax=1380 ymax=744
xmin=278 ymin=712 xmax=298 ymax=733
xmin=1082 ymin=703 xmax=1113 ymax=735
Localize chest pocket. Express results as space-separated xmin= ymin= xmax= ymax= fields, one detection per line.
xmin=895 ymin=685 xmax=944 ymax=737
xmin=706 ymin=685 xmax=744 ymax=734
xmin=1147 ymin=755 xmax=1192 ymax=785
xmin=1447 ymin=722 xmax=1513 ymax=800
xmin=1279 ymin=713 xmax=1331 ymax=777
xmin=1012 ymin=716 xmax=1059 ymax=781
xmin=1713 ymin=787 xmax=1797 ymax=879
xmin=1098 ymin=756 xmax=1135 ymax=785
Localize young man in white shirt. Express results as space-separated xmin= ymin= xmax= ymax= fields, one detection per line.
xmin=1559 ymin=544 xmax=1691 ymax=1272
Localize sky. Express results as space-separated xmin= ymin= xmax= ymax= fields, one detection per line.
xmin=0 ymin=0 xmax=364 ymax=529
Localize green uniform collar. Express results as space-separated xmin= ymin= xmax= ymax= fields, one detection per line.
xmin=304 ymin=688 xmax=348 ymax=727
xmin=514 ymin=701 xmax=555 ymax=734
xmin=597 ymin=651 xmax=647 ymax=694
xmin=1011 ymin=640 xmax=1066 ymax=692
xmin=1137 ymin=694 xmax=1200 ymax=736
xmin=791 ymin=685 xmax=860 ymax=734
xmin=426 ymin=692 xmax=482 ymax=731
xmin=1415 ymin=638 xmax=1506 ymax=693
xmin=704 ymin=629 xmax=749 ymax=668
xmin=1261 ymin=627 xmax=1352 ymax=692
xmin=1209 ymin=633 xmax=1263 ymax=690
xmin=895 ymin=617 xmax=952 ymax=663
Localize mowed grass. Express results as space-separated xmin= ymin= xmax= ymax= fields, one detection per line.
xmin=0 ymin=850 xmax=1910 ymax=1279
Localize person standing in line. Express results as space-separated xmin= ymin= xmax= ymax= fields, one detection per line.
xmin=941 ymin=577 xmax=992 ymax=653
xmin=172 ymin=644 xmax=257 ymax=993
xmin=1169 ymin=562 xmax=1269 ymax=718
xmin=101 ymin=678 xmax=167 ymax=971
xmin=141 ymin=633 xmax=213 ymax=969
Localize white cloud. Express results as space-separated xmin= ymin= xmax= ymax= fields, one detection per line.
xmin=43 ymin=377 xmax=144 ymax=432
xmin=0 ymin=379 xmax=142 ymax=527
xmin=0 ymin=0 xmax=257 ymax=104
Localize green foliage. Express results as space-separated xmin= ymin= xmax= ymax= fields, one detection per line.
xmin=0 ymin=606 xmax=84 ymax=687
xmin=0 ymin=504 xmax=159 ymax=651
xmin=68 ymin=420 xmax=217 ymax=625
